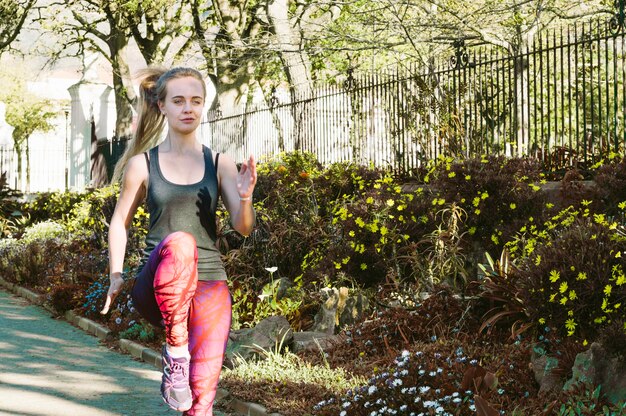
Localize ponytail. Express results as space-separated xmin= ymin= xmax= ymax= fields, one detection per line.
xmin=111 ymin=66 xmax=206 ymax=183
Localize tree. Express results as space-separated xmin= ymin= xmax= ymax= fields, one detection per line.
xmin=0 ymin=0 xmax=37 ymax=53
xmin=38 ymin=0 xmax=193 ymax=140
xmin=0 ymin=75 xmax=55 ymax=191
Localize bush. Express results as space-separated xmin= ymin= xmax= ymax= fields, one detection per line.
xmin=505 ymin=212 xmax=626 ymax=340
xmin=20 ymin=220 xmax=67 ymax=244
xmin=49 ymin=283 xmax=83 ymax=314
xmin=429 ymin=155 xmax=547 ymax=254
xmin=23 ymin=190 xmax=89 ymax=224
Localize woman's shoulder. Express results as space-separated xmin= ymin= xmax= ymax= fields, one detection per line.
xmin=125 ymin=153 xmax=150 ymax=175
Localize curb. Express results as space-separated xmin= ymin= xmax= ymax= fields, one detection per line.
xmin=0 ymin=276 xmax=279 ymax=416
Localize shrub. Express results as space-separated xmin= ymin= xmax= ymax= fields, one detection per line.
xmin=49 ymin=283 xmax=83 ymax=314
xmin=23 ymin=190 xmax=89 ymax=224
xmin=429 ymin=155 xmax=547 ymax=254
xmin=507 ymin=213 xmax=626 ymax=340
xmin=119 ymin=321 xmax=159 ymax=344
xmin=20 ymin=220 xmax=67 ymax=244
xmin=0 ymin=171 xmax=24 ymax=237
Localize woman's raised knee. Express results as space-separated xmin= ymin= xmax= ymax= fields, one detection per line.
xmin=161 ymin=232 xmax=198 ymax=258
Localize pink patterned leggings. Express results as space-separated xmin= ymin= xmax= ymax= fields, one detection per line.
xmin=131 ymin=231 xmax=232 ymax=416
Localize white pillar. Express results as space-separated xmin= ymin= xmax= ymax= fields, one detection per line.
xmin=67 ymin=81 xmax=112 ymax=190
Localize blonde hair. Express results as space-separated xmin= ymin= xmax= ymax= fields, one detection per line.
xmin=111 ymin=67 xmax=207 ymax=183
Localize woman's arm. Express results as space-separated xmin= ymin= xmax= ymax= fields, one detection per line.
xmin=219 ymin=153 xmax=257 ymax=237
xmin=101 ymin=154 xmax=148 ymax=314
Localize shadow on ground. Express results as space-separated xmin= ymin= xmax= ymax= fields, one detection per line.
xmin=0 ymin=290 xmax=178 ymax=416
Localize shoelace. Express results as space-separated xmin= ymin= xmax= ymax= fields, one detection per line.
xmin=165 ymin=360 xmax=188 ymax=384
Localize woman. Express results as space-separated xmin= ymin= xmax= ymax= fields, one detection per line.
xmin=101 ymin=67 xmax=256 ymax=415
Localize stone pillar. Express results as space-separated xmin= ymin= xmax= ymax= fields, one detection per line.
xmin=67 ymin=82 xmax=115 ymax=189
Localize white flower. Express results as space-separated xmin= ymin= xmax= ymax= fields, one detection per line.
xmin=265 ymin=266 xmax=278 ymax=273
xmin=368 ymin=385 xmax=378 ymax=395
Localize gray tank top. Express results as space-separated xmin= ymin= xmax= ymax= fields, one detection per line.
xmin=140 ymin=145 xmax=227 ymax=281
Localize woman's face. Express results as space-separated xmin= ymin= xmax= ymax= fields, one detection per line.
xmin=159 ymin=76 xmax=205 ymax=135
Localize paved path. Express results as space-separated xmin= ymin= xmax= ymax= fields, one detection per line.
xmin=0 ymin=289 xmax=227 ymax=416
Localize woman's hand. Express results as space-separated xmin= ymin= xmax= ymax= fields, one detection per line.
xmin=100 ymin=272 xmax=125 ymax=315
xmin=237 ymin=155 xmax=257 ymax=199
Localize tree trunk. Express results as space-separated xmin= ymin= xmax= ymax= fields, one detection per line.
xmin=108 ymin=32 xmax=135 ymax=140
xmin=25 ymin=135 xmax=30 ymax=193
xmin=14 ymin=142 xmax=22 ymax=191
xmin=266 ymin=0 xmax=314 ymax=151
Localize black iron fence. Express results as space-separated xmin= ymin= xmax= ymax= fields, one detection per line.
xmin=203 ymin=6 xmax=626 ymax=174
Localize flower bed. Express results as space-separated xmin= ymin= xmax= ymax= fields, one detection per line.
xmin=1 ymin=153 xmax=626 ymax=414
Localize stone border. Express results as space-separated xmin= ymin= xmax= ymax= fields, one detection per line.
xmin=0 ymin=276 xmax=280 ymax=416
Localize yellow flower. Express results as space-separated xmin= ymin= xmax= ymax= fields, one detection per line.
xmin=355 ymin=217 xmax=365 ymax=228
xmin=366 ymin=197 xmax=374 ymax=204
xmin=549 ymin=270 xmax=560 ymax=283
xmin=448 ymin=172 xmax=456 ymax=178
xmin=360 ymin=263 xmax=367 ymax=270
xmin=604 ymin=285 xmax=612 ymax=296
xmin=559 ymin=282 xmax=568 ymax=293
xmin=386 ymin=199 xmax=395 ymax=207
xmin=539 ymin=318 xmax=546 ymax=324
xmin=510 ymin=203 xmax=517 ymax=210
xmin=565 ymin=319 xmax=576 ymax=332
xmin=380 ymin=226 xmax=388 ymax=236
xmin=569 ymin=290 xmax=577 ymax=300
xmin=349 ymin=230 xmax=355 ymax=237
xmin=576 ymin=272 xmax=587 ymax=281
xmin=560 ymin=297 xmax=568 ymax=305
xmin=465 ymin=175 xmax=471 ymax=180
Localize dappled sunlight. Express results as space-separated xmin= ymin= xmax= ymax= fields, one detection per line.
xmin=0 ymin=370 xmax=124 ymax=399
xmin=124 ymin=366 xmax=162 ymax=382
xmin=0 ymin=386 xmax=115 ymax=416
xmin=9 ymin=330 xmax=65 ymax=345
xmin=0 ymin=310 xmax=38 ymax=321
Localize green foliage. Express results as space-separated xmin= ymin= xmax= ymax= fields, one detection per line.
xmin=24 ymin=190 xmax=90 ymax=224
xmin=119 ymin=321 xmax=159 ymax=343
xmin=555 ymin=383 xmax=626 ymax=416
xmin=20 ymin=220 xmax=67 ymax=244
xmin=405 ymin=203 xmax=469 ymax=291
xmin=0 ymin=72 xmax=56 ymax=160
